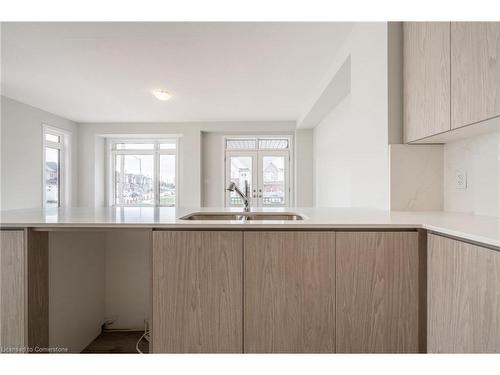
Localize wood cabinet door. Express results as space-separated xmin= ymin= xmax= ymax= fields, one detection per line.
xmin=403 ymin=22 xmax=451 ymax=142
xmin=428 ymin=234 xmax=500 ymax=353
xmin=152 ymin=231 xmax=243 ymax=353
xmin=0 ymin=230 xmax=26 ymax=352
xmin=244 ymin=231 xmax=336 ymax=353
xmin=336 ymin=232 xmax=420 ymax=353
xmin=451 ymin=22 xmax=500 ymax=129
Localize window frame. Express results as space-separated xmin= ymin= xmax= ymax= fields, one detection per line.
xmin=42 ymin=124 xmax=71 ymax=208
xmin=223 ymin=135 xmax=294 ymax=208
xmin=107 ymin=138 xmax=179 ymax=207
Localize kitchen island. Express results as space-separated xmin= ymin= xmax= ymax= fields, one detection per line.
xmin=2 ymin=206 xmax=500 ymax=247
xmin=1 ymin=207 xmax=500 ymax=353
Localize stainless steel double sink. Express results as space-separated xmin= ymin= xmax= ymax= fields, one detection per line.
xmin=180 ymin=212 xmax=305 ymax=221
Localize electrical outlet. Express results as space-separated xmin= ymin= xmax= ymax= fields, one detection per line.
xmin=455 ymin=169 xmax=467 ymax=190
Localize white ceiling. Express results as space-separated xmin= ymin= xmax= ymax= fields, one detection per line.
xmin=1 ymin=22 xmax=352 ymax=123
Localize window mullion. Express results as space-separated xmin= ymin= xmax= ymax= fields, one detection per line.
xmin=119 ymin=154 xmax=125 ymax=205
xmin=155 ymin=151 xmax=160 ymax=206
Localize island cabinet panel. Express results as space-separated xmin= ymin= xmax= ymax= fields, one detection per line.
xmin=451 ymin=22 xmax=500 ymax=129
xmin=0 ymin=230 xmax=26 ymax=352
xmin=336 ymin=231 xmax=420 ymax=353
xmin=403 ymin=22 xmax=451 ymax=142
xmin=152 ymin=231 xmax=243 ymax=353
xmin=428 ymin=234 xmax=500 ymax=353
xmin=244 ymin=231 xmax=336 ymax=353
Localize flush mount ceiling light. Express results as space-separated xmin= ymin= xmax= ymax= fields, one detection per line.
xmin=152 ymin=89 xmax=172 ymax=101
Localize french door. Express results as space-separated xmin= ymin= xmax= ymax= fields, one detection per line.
xmin=225 ymin=150 xmax=290 ymax=208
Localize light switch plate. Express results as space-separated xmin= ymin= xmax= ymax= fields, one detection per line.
xmin=455 ymin=169 xmax=467 ymax=190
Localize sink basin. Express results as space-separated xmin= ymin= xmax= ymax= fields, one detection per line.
xmin=180 ymin=213 xmax=247 ymax=221
xmin=180 ymin=212 xmax=304 ymax=221
xmin=245 ymin=214 xmax=304 ymax=221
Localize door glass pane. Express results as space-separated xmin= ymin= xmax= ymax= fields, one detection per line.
xmin=160 ymin=155 xmax=176 ymax=207
xmin=45 ymin=147 xmax=60 ymax=208
xmin=262 ymin=156 xmax=286 ymax=206
xmin=114 ymin=154 xmax=154 ymax=205
xmin=229 ymin=156 xmax=253 ymax=206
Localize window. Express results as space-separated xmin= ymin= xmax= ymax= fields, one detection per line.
xmin=224 ymin=136 xmax=292 ymax=208
xmin=109 ymin=139 xmax=177 ymax=207
xmin=42 ymin=125 xmax=70 ymax=208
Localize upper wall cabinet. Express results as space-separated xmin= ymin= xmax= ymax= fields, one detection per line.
xmin=404 ymin=22 xmax=451 ymax=143
xmin=404 ymin=22 xmax=500 ymax=143
xmin=451 ymin=22 xmax=500 ymax=129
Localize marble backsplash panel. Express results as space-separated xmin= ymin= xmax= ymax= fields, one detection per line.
xmin=444 ymin=130 xmax=500 ymax=217
xmin=390 ymin=144 xmax=443 ymax=211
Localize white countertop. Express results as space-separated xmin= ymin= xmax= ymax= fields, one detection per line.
xmin=1 ymin=206 xmax=500 ymax=249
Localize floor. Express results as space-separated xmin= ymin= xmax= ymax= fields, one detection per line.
xmin=82 ymin=331 xmax=149 ymax=354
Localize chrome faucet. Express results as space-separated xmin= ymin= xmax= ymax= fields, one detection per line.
xmin=227 ymin=180 xmax=250 ymax=212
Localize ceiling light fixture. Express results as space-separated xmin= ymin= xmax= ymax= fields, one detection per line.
xmin=152 ymin=89 xmax=172 ymax=101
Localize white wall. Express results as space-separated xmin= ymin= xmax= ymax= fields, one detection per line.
xmin=50 ymin=231 xmax=153 ymax=348
xmin=1 ymin=103 xmax=305 ymax=209
xmin=0 ymin=96 xmax=79 ymax=210
xmin=444 ymin=130 xmax=500 ymax=217
xmin=313 ymin=23 xmax=390 ymax=209
xmin=104 ymin=231 xmax=151 ymax=330
xmin=201 ymin=132 xmax=226 ymax=207
xmin=294 ymin=129 xmax=314 ymax=206
xmin=49 ymin=232 xmax=106 ymax=353
xmin=78 ymin=121 xmax=296 ymax=208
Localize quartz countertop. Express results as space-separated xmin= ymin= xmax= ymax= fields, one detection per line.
xmin=1 ymin=206 xmax=500 ymax=249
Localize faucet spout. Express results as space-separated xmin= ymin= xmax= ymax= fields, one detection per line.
xmin=226 ymin=180 xmax=250 ymax=212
